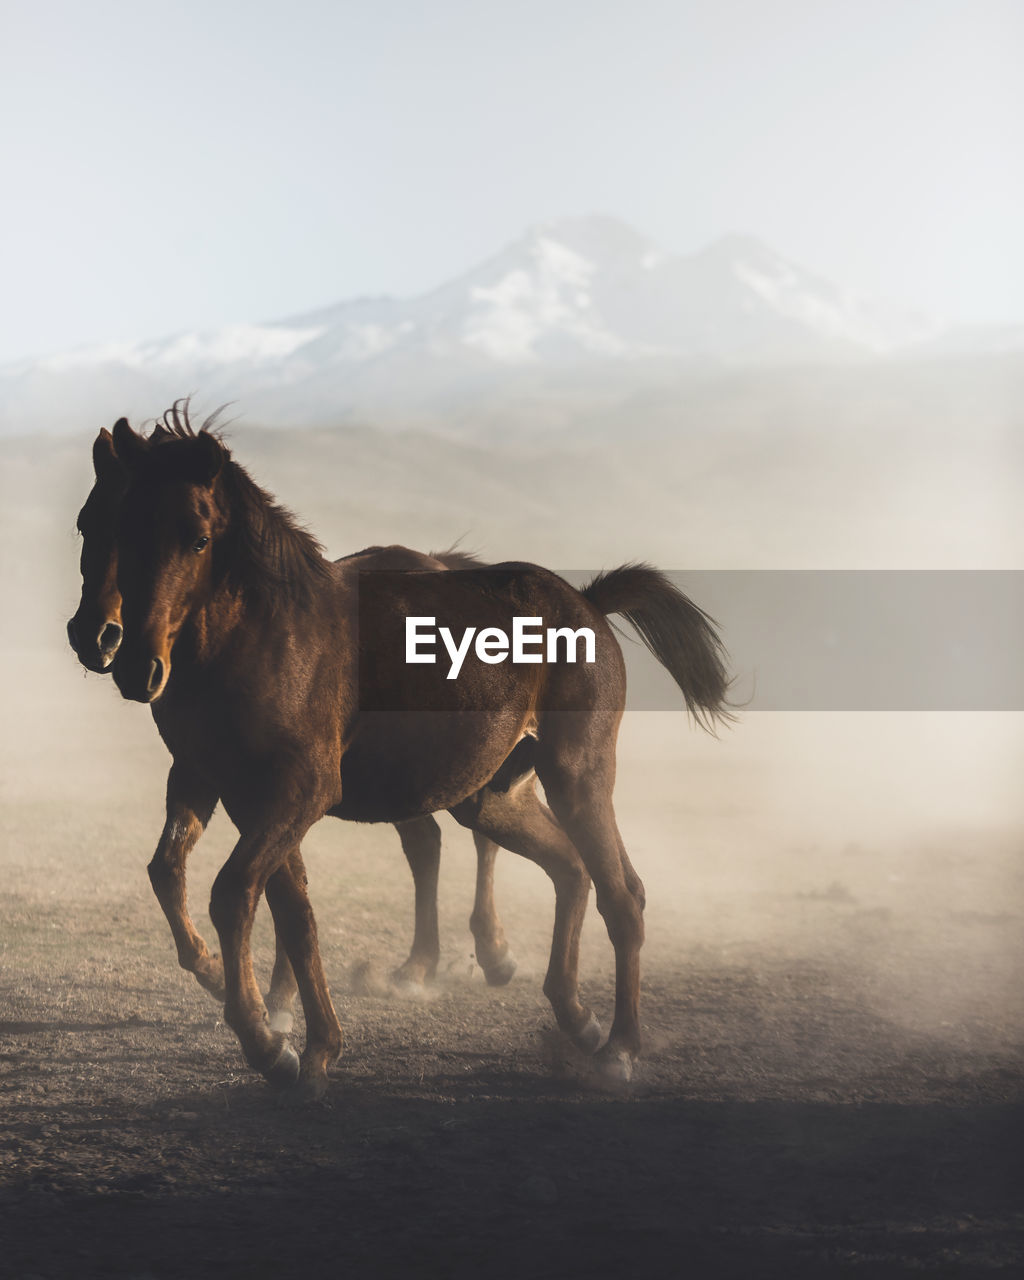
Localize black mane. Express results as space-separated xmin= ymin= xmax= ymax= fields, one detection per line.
xmin=219 ymin=459 xmax=332 ymax=607
xmin=146 ymin=399 xmax=331 ymax=608
xmin=151 ymin=396 xmax=229 ymax=442
xmin=430 ymin=546 xmax=487 ymax=571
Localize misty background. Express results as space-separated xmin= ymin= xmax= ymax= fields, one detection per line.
xmin=2 ymin=0 xmax=1023 ymax=363
xmin=1 ymin=0 xmax=1021 ymax=1042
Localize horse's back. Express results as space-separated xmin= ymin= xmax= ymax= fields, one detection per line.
xmin=329 ymin=556 xmax=624 ymax=821
xmin=332 ymin=544 xmax=456 ymax=575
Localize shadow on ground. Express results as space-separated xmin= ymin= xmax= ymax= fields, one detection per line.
xmin=3 ymin=1058 xmax=1023 ymax=1279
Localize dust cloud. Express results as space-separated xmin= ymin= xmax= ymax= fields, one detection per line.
xmin=2 ymin=369 xmax=1020 ymax=1082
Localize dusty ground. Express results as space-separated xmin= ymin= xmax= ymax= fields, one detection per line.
xmin=2 ymin=653 xmax=1022 ymax=1278
xmin=2 ymin=407 xmax=1022 ymax=1276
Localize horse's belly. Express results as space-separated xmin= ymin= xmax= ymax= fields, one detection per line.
xmin=332 ymin=708 xmax=530 ymax=823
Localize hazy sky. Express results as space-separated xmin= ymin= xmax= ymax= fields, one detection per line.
xmin=2 ymin=0 xmax=1021 ymax=363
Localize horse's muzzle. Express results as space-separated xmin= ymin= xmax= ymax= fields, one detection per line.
xmin=67 ymin=616 xmax=122 ymax=674
xmin=99 ymin=622 xmax=123 ymax=662
xmin=113 ymin=652 xmax=169 ymax=703
xmin=147 ymin=657 xmax=166 ymax=698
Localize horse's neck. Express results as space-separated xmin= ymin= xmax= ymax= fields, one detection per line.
xmin=178 ymin=584 xmax=252 ymax=667
xmin=188 ymin=574 xmax=338 ymax=667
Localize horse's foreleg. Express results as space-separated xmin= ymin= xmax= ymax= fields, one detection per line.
xmin=264 ymin=848 xmax=343 ymax=1102
xmin=147 ymin=764 xmax=226 ymax=1000
xmin=450 ymin=779 xmax=598 ymax=1052
xmin=470 ymin=832 xmax=517 ymax=986
xmin=391 ymin=816 xmax=441 ymax=987
xmin=149 ymin=766 xmax=299 ymax=1023
xmin=208 ymin=828 xmax=308 ymax=1091
xmin=265 ymin=934 xmax=300 ymax=1034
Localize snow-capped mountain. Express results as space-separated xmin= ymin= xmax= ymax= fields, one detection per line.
xmin=0 ymin=216 xmax=994 ymax=434
xmin=274 ymin=218 xmax=938 ymax=369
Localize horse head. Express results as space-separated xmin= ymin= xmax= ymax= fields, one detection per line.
xmin=67 ymin=425 xmax=129 ymax=671
xmin=112 ymin=417 xmax=228 ymax=703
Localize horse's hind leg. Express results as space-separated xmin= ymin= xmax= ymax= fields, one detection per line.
xmin=450 ymin=780 xmax=598 ymax=1052
xmin=391 ymin=816 xmax=442 ymax=987
xmin=148 ymin=764 xmax=227 ymax=1000
xmin=392 ymin=818 xmax=516 ymax=989
xmin=470 ymin=832 xmax=517 ymax=986
xmin=537 ymin=745 xmax=645 ymax=1081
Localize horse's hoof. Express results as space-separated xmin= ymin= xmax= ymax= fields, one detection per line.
xmin=483 ymin=951 xmax=518 ymax=987
xmin=267 ymin=1008 xmax=294 ymax=1035
xmin=390 ymin=964 xmax=427 ymax=993
xmin=196 ymin=972 xmax=226 ymax=1003
xmin=594 ymin=1044 xmax=634 ymax=1083
xmin=573 ymin=1013 xmax=604 ymax=1055
xmin=276 ymin=1071 xmax=329 ymax=1107
xmin=194 ymin=954 xmax=226 ymax=1002
xmin=265 ymin=1043 xmax=301 ymax=1089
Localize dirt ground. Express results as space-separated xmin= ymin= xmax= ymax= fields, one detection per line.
xmin=2 ymin=651 xmax=1022 ymax=1278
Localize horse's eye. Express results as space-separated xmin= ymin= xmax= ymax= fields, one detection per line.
xmin=192 ymin=536 xmax=210 ymax=554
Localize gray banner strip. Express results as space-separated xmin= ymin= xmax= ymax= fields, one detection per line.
xmin=561 ymin=571 xmax=1023 ymax=712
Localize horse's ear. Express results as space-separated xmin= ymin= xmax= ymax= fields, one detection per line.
xmin=92 ymin=428 xmax=122 ymax=481
xmin=111 ymin=417 xmax=148 ymax=471
xmin=196 ymin=430 xmax=225 ymax=484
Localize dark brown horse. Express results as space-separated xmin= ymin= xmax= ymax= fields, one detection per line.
xmin=109 ymin=415 xmax=729 ymax=1100
xmin=68 ymin=418 xmax=516 ymax=1030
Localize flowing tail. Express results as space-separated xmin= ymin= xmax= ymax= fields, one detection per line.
xmin=582 ymin=563 xmax=732 ymax=732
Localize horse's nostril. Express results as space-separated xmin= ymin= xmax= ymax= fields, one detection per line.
xmin=146 ymin=657 xmax=165 ymax=696
xmin=67 ymin=619 xmax=79 ymax=652
xmin=99 ymin=622 xmax=123 ymax=656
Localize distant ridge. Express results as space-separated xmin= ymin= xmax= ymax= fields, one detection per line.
xmin=1 ymin=215 xmax=1017 ymax=435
